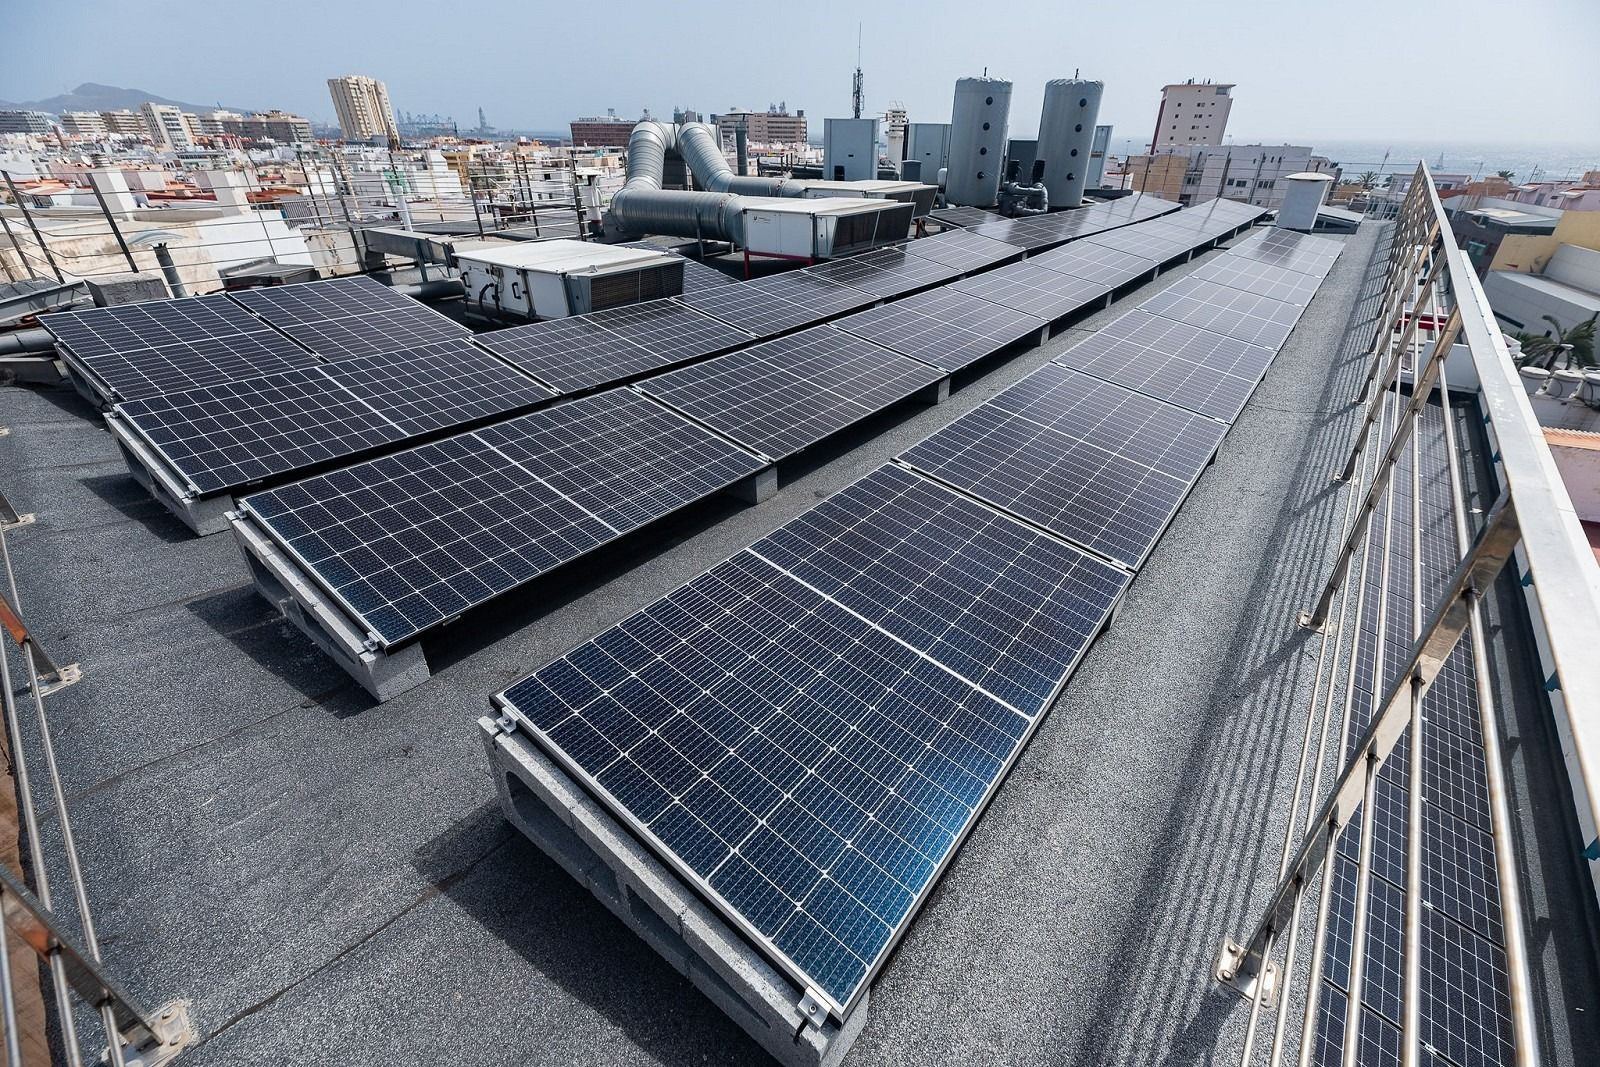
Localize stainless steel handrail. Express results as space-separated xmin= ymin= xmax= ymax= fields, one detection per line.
xmin=1219 ymin=159 xmax=1600 ymax=1066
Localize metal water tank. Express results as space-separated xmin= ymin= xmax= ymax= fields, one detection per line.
xmin=1037 ymin=78 xmax=1102 ymax=208
xmin=946 ymin=77 xmax=1012 ymax=207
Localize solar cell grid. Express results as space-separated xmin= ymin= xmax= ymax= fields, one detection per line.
xmin=950 ymin=262 xmax=1112 ymax=321
xmin=1190 ymin=257 xmax=1324 ymax=306
xmin=900 ymin=364 xmax=1227 ymax=568
xmin=899 ymin=229 xmax=1024 ymax=271
xmin=242 ymin=389 xmax=766 ymax=646
xmin=803 ymin=248 xmax=962 ymax=299
xmin=830 ymin=288 xmax=1048 ymax=373
xmin=1053 ymin=310 xmax=1274 ymax=422
xmin=475 ymin=391 xmax=765 ymax=534
xmin=43 ymin=294 xmax=317 ymax=400
xmin=638 ymin=326 xmax=945 ymax=460
xmin=327 ymin=338 xmax=554 ymax=434
xmin=678 ymin=272 xmax=875 ymax=337
xmin=231 ymin=275 xmax=469 ymax=357
xmin=751 ymin=465 xmax=1129 ymax=715
xmin=499 ymin=465 xmax=1128 ymax=1013
xmin=1081 ymin=227 xmax=1199 ymax=264
xmin=927 ymin=206 xmax=999 ymax=228
xmin=1227 ymin=229 xmax=1343 ymax=277
xmin=117 ymin=367 xmax=406 ymax=495
xmin=1138 ymin=277 xmax=1304 ymax=349
xmin=475 ymin=314 xmax=657 ymax=394
xmin=1028 ymin=241 xmax=1159 ymax=287
xmin=244 ymin=434 xmax=615 ymax=645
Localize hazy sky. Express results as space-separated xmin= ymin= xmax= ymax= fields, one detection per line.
xmin=10 ymin=0 xmax=1599 ymax=147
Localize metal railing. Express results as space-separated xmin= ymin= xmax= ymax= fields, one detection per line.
xmin=0 ymin=491 xmax=194 ymax=1064
xmin=0 ymin=146 xmax=600 ymax=291
xmin=1217 ymin=161 xmax=1600 ymax=1066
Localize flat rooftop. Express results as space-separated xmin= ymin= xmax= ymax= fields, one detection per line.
xmin=2 ymin=220 xmax=1595 ymax=1065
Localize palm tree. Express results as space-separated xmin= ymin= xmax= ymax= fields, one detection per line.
xmin=1357 ymin=171 xmax=1379 ymax=188
xmin=1496 ymin=169 xmax=1516 ymax=181
xmin=1514 ymin=314 xmax=1598 ymax=369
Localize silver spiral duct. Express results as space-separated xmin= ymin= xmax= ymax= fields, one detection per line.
xmin=608 ymin=121 xmax=815 ymax=241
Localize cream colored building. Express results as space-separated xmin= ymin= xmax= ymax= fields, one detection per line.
xmin=140 ymin=102 xmax=195 ymax=148
xmin=328 ymin=74 xmax=400 ymax=143
xmin=1150 ymin=80 xmax=1234 ymax=149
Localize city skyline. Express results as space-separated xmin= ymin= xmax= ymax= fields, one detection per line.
xmin=8 ymin=0 xmax=1597 ymax=147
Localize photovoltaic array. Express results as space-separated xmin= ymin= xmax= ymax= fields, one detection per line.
xmin=1312 ymin=401 xmax=1517 ymax=1067
xmin=115 ymin=337 xmax=555 ymax=495
xmin=41 ymin=293 xmax=318 ymax=401
xmin=498 ymin=464 xmax=1129 ymax=1011
xmin=495 ymin=203 xmax=1334 ymax=1019
xmin=230 ymin=275 xmax=471 ymax=357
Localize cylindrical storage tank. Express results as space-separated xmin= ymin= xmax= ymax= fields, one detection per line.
xmin=946 ymin=77 xmax=1012 ymax=208
xmin=1037 ymin=78 xmax=1102 ymax=208
xmin=1277 ymin=172 xmax=1335 ymax=230
xmin=1549 ymin=366 xmax=1583 ymax=399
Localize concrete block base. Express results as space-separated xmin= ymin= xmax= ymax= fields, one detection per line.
xmin=86 ymin=273 xmax=170 ymax=307
xmin=231 ymin=513 xmax=429 ymax=701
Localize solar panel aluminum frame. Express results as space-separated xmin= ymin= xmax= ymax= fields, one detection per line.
xmin=491 ymin=474 xmax=1128 ymax=1024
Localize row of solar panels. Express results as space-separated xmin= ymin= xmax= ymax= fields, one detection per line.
xmin=75 ymin=196 xmax=1189 ymax=526
xmin=232 ymin=200 xmax=1262 ymax=649
xmin=1313 ymin=399 xmax=1515 ymax=1067
xmin=490 ymin=223 xmax=1342 ymax=1021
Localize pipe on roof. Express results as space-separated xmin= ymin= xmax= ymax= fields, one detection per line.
xmin=607 ymin=121 xmax=817 ymax=243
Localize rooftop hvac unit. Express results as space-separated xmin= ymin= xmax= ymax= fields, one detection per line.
xmin=454 ymin=239 xmax=683 ymax=321
xmin=798 ymin=179 xmax=939 ymax=219
xmin=739 ymin=197 xmax=916 ymax=260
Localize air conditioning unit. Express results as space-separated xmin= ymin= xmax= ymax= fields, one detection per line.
xmin=454 ymin=239 xmax=684 ymax=321
xmin=739 ymin=197 xmax=917 ymax=260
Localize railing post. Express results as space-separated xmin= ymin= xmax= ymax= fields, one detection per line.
xmin=1 ymin=171 xmax=64 ymax=284
xmin=1218 ymin=491 xmax=1522 ymax=999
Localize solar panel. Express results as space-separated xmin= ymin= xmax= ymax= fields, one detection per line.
xmin=678 ymin=272 xmax=875 ymax=338
xmin=497 ymin=464 xmax=1127 ymax=1015
xmin=637 ymin=326 xmax=945 ymax=460
xmin=830 ymin=288 xmax=1048 ymax=373
xmin=115 ymin=367 xmax=407 ymax=495
xmin=42 ymin=294 xmax=317 ymax=400
xmin=803 ymin=247 xmax=963 ymax=299
xmin=231 ymin=275 xmax=469 ymax=357
xmin=324 ymin=337 xmax=555 ymax=434
xmin=1053 ymin=310 xmax=1275 ymax=422
xmin=1081 ymin=227 xmax=1199 ymax=264
xmin=1138 ymin=278 xmax=1304 ymax=349
xmin=1190 ymin=256 xmax=1324 ymax=306
xmin=477 ymin=315 xmax=647 ymax=393
xmin=751 ymin=465 xmax=1129 ymax=715
xmin=927 ymin=206 xmax=999 ymax=228
xmin=949 ymin=262 xmax=1112 ymax=320
xmin=474 ymin=392 xmax=765 ymax=535
xmin=899 ymin=364 xmax=1227 ymax=568
xmin=1226 ymin=229 xmax=1343 ymax=278
xmin=899 ymin=229 xmax=1024 ymax=272
xmin=1028 ymin=241 xmax=1159 ymax=287
xmin=240 ymin=390 xmax=764 ymax=646
xmin=966 ymin=218 xmax=1063 ymax=252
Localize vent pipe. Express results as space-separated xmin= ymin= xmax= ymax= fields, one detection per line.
xmin=608 ymin=121 xmax=820 ymax=242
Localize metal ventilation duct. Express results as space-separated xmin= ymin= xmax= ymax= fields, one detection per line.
xmin=1038 ymin=78 xmax=1103 ymax=208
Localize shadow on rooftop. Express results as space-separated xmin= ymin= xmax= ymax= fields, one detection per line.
xmin=184 ymin=584 xmax=365 ymax=713
xmin=77 ymin=472 xmax=194 ymax=544
xmin=411 ymin=799 xmax=766 ymax=1065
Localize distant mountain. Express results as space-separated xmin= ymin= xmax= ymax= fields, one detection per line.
xmin=0 ymin=82 xmax=253 ymax=116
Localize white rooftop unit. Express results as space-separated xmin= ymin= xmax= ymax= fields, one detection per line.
xmin=797 ymin=178 xmax=938 ymax=219
xmin=453 ymin=239 xmax=683 ymax=321
xmin=1276 ymin=173 xmax=1335 ymax=232
xmin=738 ymin=196 xmax=916 ymax=261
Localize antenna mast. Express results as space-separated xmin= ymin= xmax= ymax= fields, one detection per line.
xmin=851 ymin=24 xmax=864 ymax=119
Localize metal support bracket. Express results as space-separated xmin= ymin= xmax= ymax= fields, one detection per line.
xmin=797 ymin=987 xmax=829 ymax=1031
xmin=114 ymin=998 xmax=198 ymax=1067
xmin=1 ymin=511 xmax=33 ymax=531
xmin=1215 ymin=938 xmax=1279 ymax=1007
xmin=1296 ymin=609 xmax=1323 ymax=633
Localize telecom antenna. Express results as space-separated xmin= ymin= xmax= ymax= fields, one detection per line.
xmin=851 ymin=24 xmax=864 ymax=119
